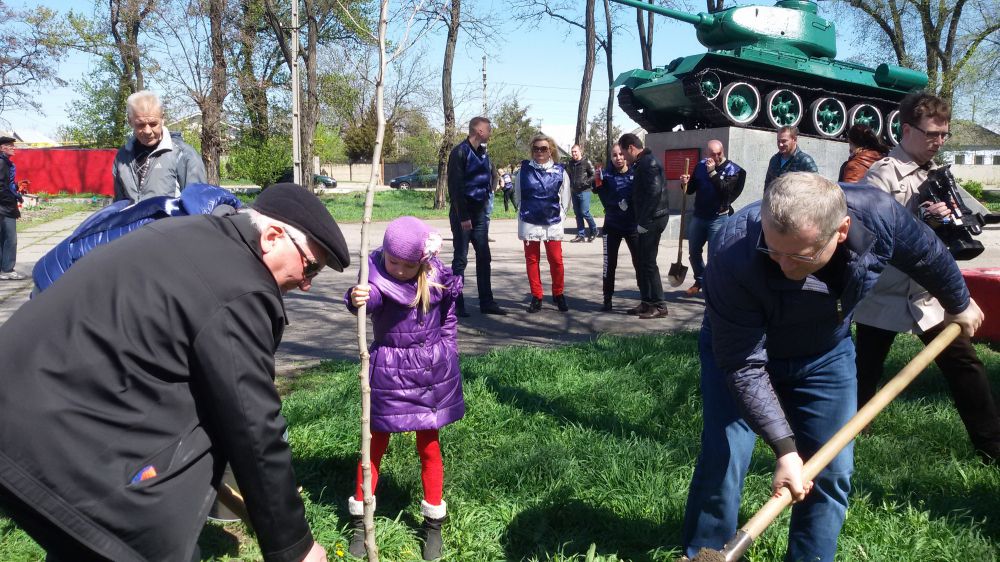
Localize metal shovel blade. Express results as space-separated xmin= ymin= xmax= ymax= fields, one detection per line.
xmin=667 ymin=262 xmax=688 ymax=287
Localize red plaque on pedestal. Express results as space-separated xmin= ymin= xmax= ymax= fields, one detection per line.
xmin=663 ymin=148 xmax=701 ymax=180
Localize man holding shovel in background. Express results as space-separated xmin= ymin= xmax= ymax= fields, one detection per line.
xmin=681 ymin=172 xmax=983 ymax=562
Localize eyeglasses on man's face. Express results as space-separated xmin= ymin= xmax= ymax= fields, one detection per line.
xmin=907 ymin=122 xmax=951 ymax=142
xmin=531 ymin=145 xmax=550 ymax=153
xmin=757 ymin=232 xmax=838 ymax=263
xmin=289 ymin=237 xmax=323 ymax=278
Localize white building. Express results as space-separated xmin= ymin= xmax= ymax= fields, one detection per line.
xmin=940 ymin=120 xmax=1000 ymax=187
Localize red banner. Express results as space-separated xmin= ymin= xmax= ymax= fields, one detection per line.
xmin=663 ymin=148 xmax=701 ymax=180
xmin=15 ymin=148 xmax=117 ymax=196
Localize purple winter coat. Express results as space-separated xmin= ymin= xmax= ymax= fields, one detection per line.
xmin=346 ymin=250 xmax=465 ymax=433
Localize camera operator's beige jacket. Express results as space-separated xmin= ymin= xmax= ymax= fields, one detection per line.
xmin=853 ymin=145 xmax=945 ymax=333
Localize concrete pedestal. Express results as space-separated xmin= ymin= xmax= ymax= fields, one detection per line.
xmin=643 ymin=127 xmax=850 ymax=238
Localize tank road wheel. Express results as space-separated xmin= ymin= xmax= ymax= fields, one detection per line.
xmin=809 ymin=97 xmax=847 ymax=138
xmin=848 ymin=103 xmax=884 ymax=136
xmin=721 ymin=82 xmax=760 ymax=126
xmin=887 ymin=109 xmax=903 ymax=146
xmin=700 ymin=71 xmax=722 ymax=100
xmin=764 ymin=89 xmax=804 ymax=129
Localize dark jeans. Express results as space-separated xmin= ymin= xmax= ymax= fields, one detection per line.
xmin=449 ymin=202 xmax=495 ymax=309
xmin=571 ymin=191 xmax=598 ymax=237
xmin=683 ymin=330 xmax=855 ymax=562
xmin=636 ymin=214 xmax=668 ymax=305
xmin=0 ymin=215 xmax=16 ymax=273
xmin=855 ymin=322 xmax=1000 ymax=459
xmin=601 ymin=225 xmax=639 ymax=300
xmin=687 ymin=214 xmax=727 ymax=286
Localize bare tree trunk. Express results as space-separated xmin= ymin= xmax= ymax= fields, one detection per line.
xmin=435 ymin=0 xmax=460 ymax=210
xmin=300 ymin=0 xmax=320 ymax=188
xmin=603 ymin=0 xmax=614 ymax=165
xmin=201 ymin=0 xmax=227 ymax=184
xmin=575 ymin=0 xmax=596 ymax=146
xmin=237 ymin=0 xmax=270 ymax=143
xmin=707 ymin=0 xmax=724 ymax=12
xmin=636 ymin=0 xmax=654 ymax=71
xmin=357 ymin=2 xmax=390 ymax=560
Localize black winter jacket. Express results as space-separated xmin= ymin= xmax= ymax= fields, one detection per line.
xmin=0 ymin=154 xmax=20 ymax=219
xmin=567 ymin=158 xmax=594 ymax=194
xmin=0 ymin=213 xmax=312 ymax=562
xmin=630 ymin=149 xmax=669 ymax=228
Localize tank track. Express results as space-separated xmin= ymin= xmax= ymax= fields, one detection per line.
xmin=617 ymin=86 xmax=660 ymax=133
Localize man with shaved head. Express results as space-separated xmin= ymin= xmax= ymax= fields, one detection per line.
xmin=679 ymin=140 xmax=746 ymax=296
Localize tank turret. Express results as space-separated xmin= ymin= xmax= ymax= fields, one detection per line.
xmin=611 ymin=0 xmax=928 ymax=143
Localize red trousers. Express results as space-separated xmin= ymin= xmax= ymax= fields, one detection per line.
xmin=524 ymin=240 xmax=564 ymax=299
xmin=354 ymin=429 xmax=443 ymax=505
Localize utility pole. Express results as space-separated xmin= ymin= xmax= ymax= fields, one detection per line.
xmin=481 ymin=55 xmax=487 ymax=116
xmin=291 ymin=0 xmax=302 ymax=185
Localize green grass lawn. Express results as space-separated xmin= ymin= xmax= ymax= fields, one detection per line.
xmin=15 ymin=200 xmax=102 ymax=232
xmin=2 ymin=332 xmax=998 ymax=561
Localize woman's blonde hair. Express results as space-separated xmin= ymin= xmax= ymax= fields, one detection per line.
xmin=529 ymin=133 xmax=560 ymax=161
xmin=379 ymin=253 xmax=444 ymax=314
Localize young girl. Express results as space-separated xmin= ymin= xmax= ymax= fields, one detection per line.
xmin=345 ymin=216 xmax=463 ymax=561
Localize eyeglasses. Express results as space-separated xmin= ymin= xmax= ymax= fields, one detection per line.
xmin=289 ymin=237 xmax=323 ymax=278
xmin=531 ymin=145 xmax=550 ymax=153
xmin=907 ymin=122 xmax=952 ymax=142
xmin=757 ymin=232 xmax=838 ymax=263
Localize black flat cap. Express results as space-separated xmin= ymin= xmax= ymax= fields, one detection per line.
xmin=252 ymin=183 xmax=350 ymax=271
xmin=0 ymin=136 xmax=15 ymax=145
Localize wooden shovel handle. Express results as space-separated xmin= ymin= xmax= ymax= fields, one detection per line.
xmin=677 ymin=158 xmax=690 ymax=258
xmin=740 ymin=323 xmax=961 ymax=539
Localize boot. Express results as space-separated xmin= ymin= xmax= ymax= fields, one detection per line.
xmin=552 ymin=294 xmax=569 ymax=312
xmin=527 ymin=296 xmax=542 ymax=313
xmin=456 ymin=293 xmax=470 ymax=318
xmin=348 ymin=496 xmax=372 ymax=558
xmin=600 ymin=298 xmax=613 ymax=312
xmin=420 ymin=499 xmax=447 ymax=561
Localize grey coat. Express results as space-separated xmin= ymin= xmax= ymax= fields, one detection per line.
xmin=112 ymin=127 xmax=207 ymax=202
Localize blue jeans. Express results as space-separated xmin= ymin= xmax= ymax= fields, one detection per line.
xmin=449 ymin=202 xmax=495 ymax=308
xmin=0 ymin=216 xmax=16 ymax=273
xmin=683 ymin=327 xmax=856 ymax=562
xmin=686 ymin=214 xmax=727 ymax=286
xmin=571 ymin=191 xmax=597 ymax=237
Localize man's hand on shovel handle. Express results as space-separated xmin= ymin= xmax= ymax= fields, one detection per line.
xmin=945 ymin=297 xmax=984 ymax=338
xmin=773 ymin=452 xmax=813 ymax=502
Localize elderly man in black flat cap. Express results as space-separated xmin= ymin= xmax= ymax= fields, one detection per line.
xmin=0 ymin=184 xmax=348 ymax=562
xmin=0 ymin=135 xmax=23 ymax=280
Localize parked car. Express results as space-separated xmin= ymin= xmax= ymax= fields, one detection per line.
xmin=275 ymin=168 xmax=338 ymax=189
xmin=390 ymin=167 xmax=438 ymax=189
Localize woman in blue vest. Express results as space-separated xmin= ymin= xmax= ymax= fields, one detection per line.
xmin=593 ymin=144 xmax=639 ymax=312
xmin=513 ymin=133 xmax=571 ymax=312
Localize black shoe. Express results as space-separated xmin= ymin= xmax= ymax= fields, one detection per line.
xmin=627 ymin=302 xmax=650 ymax=316
xmin=586 ymin=234 xmax=596 ymax=242
xmin=456 ymin=306 xmax=470 ymax=318
xmin=639 ymin=305 xmax=669 ymax=319
xmin=527 ymin=297 xmax=542 ymax=313
xmin=570 ymin=235 xmax=586 ymax=243
xmin=480 ymin=302 xmax=507 ymax=315
xmin=421 ymin=516 xmax=446 ymax=560
xmin=552 ymin=294 xmax=569 ymax=312
xmin=348 ymin=514 xmax=366 ymax=557
xmin=600 ymin=299 xmax=613 ymax=312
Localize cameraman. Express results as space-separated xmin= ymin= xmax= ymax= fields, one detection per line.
xmin=854 ymin=91 xmax=1000 ymax=464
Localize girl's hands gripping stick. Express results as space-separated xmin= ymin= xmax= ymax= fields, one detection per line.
xmin=350 ymin=283 xmax=371 ymax=307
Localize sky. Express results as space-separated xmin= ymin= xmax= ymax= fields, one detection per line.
xmin=3 ymin=0 xmax=888 ymax=150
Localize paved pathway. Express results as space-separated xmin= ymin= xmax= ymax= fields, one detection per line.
xmin=5 ymin=210 xmax=1000 ymax=376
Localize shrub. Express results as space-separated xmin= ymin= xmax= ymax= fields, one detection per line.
xmin=960 ymin=179 xmax=985 ymax=200
xmin=225 ymin=136 xmax=292 ymax=188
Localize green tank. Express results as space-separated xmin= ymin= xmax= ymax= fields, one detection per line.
xmin=612 ymin=0 xmax=927 ymax=144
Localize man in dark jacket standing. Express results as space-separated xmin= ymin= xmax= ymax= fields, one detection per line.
xmin=619 ymin=133 xmax=669 ymax=319
xmin=0 ymin=183 xmax=349 ymax=562
xmin=764 ymin=125 xmax=818 ymax=189
xmin=681 ymin=172 xmax=983 ymax=562
xmin=567 ymin=144 xmax=598 ymax=242
xmin=0 ymin=135 xmax=23 ymax=280
xmin=447 ymin=116 xmax=505 ymax=316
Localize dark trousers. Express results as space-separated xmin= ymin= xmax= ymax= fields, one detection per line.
xmin=602 ymin=225 xmax=639 ymax=301
xmin=636 ymin=214 xmax=668 ymax=305
xmin=0 ymin=215 xmax=16 ymax=273
xmin=449 ymin=202 xmax=495 ymax=309
xmin=855 ymin=322 xmax=1000 ymax=459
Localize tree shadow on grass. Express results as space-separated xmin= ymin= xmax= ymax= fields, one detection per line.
xmin=502 ymin=495 xmax=683 ymax=561
xmin=293 ymin=455 xmax=419 ymax=528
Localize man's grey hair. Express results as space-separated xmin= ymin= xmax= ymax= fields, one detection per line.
xmin=762 ymin=172 xmax=846 ymax=242
xmin=126 ymin=90 xmax=164 ymax=122
xmin=243 ymin=208 xmax=309 ymax=245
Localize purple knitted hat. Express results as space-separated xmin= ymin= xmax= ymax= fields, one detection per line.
xmin=383 ymin=216 xmax=442 ymax=263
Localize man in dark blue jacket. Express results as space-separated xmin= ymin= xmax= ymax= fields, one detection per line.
xmin=681 ymin=172 xmax=983 ymax=562
xmin=447 ymin=116 xmax=505 ymax=316
xmin=0 ymin=135 xmax=24 ymax=280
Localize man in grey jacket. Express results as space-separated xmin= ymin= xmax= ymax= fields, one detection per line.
xmin=112 ymin=90 xmax=207 ymax=202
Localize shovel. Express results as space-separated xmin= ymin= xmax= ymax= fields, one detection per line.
xmin=667 ymin=158 xmax=691 ymax=287
xmin=691 ymin=323 xmax=962 ymax=562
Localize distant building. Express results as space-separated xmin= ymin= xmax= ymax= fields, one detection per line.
xmin=0 ymin=129 xmax=60 ymax=147
xmin=940 ymin=120 xmax=1000 ymax=187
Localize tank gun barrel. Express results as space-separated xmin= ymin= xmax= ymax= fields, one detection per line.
xmin=610 ymin=0 xmax=716 ymax=28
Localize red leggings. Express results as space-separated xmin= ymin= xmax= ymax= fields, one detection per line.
xmin=354 ymin=429 xmax=443 ymax=505
xmin=524 ymin=240 xmax=564 ymax=299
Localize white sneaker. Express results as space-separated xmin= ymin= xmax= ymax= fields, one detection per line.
xmin=0 ymin=271 xmax=25 ymax=280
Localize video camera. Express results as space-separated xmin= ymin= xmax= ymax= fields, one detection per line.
xmin=921 ymin=165 xmax=985 ymax=260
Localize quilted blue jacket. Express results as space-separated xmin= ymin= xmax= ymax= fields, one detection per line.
xmin=703 ymin=185 xmax=969 ymax=449
xmin=33 ymin=183 xmax=240 ymax=293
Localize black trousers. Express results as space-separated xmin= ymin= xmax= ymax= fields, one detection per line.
xmin=636 ymin=214 xmax=668 ymax=306
xmin=602 ymin=225 xmax=639 ymax=301
xmin=855 ymin=322 xmax=1000 ymax=459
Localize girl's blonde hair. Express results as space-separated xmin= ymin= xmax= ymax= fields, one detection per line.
xmin=380 ymin=253 xmax=445 ymax=314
